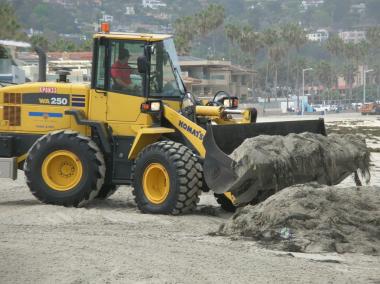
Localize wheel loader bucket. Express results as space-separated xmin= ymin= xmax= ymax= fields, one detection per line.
xmin=203 ymin=119 xmax=327 ymax=204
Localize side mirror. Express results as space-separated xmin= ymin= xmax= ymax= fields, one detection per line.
xmin=137 ymin=56 xmax=149 ymax=74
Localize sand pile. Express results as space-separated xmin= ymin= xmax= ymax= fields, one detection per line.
xmin=229 ymin=133 xmax=370 ymax=203
xmin=219 ymin=184 xmax=380 ymax=255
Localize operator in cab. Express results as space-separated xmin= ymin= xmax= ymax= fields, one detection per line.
xmin=111 ymin=48 xmax=132 ymax=90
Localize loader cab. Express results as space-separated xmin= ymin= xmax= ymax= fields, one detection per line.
xmin=89 ymin=33 xmax=185 ymax=135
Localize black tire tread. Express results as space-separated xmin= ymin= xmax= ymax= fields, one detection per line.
xmin=24 ymin=130 xmax=105 ymax=207
xmin=132 ymin=141 xmax=202 ymax=215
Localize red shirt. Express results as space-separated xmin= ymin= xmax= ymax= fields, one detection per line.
xmin=111 ymin=60 xmax=132 ymax=85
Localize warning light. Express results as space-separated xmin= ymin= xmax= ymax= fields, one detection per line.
xmin=100 ymin=22 xmax=110 ymax=33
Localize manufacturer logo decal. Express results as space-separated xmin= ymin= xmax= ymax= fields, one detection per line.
xmin=40 ymin=87 xmax=57 ymax=94
xmin=178 ymin=120 xmax=204 ymax=141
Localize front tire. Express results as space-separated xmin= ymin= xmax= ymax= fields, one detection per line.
xmin=24 ymin=130 xmax=105 ymax=207
xmin=133 ymin=141 xmax=202 ymax=215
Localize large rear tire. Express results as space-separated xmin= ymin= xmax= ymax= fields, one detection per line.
xmin=24 ymin=130 xmax=105 ymax=207
xmin=133 ymin=141 xmax=202 ymax=215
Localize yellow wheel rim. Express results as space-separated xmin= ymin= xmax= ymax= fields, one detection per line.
xmin=41 ymin=150 xmax=83 ymax=192
xmin=142 ymin=163 xmax=170 ymax=204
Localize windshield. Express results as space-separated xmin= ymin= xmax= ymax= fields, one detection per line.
xmin=164 ymin=38 xmax=187 ymax=95
xmin=149 ymin=38 xmax=185 ymax=98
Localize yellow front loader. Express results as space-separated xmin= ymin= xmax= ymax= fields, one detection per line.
xmin=0 ymin=30 xmax=325 ymax=214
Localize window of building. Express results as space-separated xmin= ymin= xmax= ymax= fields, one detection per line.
xmin=210 ymin=74 xmax=225 ymax=80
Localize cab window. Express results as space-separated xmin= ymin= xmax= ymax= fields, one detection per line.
xmin=150 ymin=41 xmax=183 ymax=98
xmin=93 ymin=39 xmax=106 ymax=90
xmin=109 ymin=40 xmax=144 ymax=96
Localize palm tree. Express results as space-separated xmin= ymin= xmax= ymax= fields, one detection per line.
xmin=290 ymin=57 xmax=308 ymax=108
xmin=238 ymin=25 xmax=262 ymax=66
xmin=281 ymin=23 xmax=307 ymax=91
xmin=342 ymin=63 xmax=357 ymax=103
xmin=30 ymin=35 xmax=49 ymax=51
xmin=325 ymin=35 xmax=344 ymax=58
xmin=261 ymin=28 xmax=285 ymax=101
xmin=366 ymin=27 xmax=380 ymax=49
xmin=269 ymin=43 xmax=286 ymax=101
xmin=372 ymin=64 xmax=380 ymax=102
xmin=224 ymin=23 xmax=241 ymax=62
xmin=196 ymin=3 xmax=224 ymax=44
xmin=174 ymin=4 xmax=225 ymax=56
xmin=314 ymin=61 xmax=338 ymax=103
xmin=224 ymin=23 xmax=262 ymax=67
xmin=342 ymin=42 xmax=369 ymax=102
xmin=262 ymin=28 xmax=279 ymax=96
xmin=224 ymin=23 xmax=240 ymax=44
xmin=0 ymin=3 xmax=26 ymax=40
xmin=174 ymin=16 xmax=196 ymax=55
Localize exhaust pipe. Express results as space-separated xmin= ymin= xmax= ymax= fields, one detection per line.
xmin=34 ymin=46 xmax=46 ymax=82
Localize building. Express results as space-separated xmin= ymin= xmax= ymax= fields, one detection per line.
xmin=339 ymin=30 xmax=366 ymax=43
xmin=125 ymin=6 xmax=136 ymax=15
xmin=142 ymin=0 xmax=167 ymax=9
xmin=146 ymin=11 xmax=170 ymax=20
xmin=100 ymin=14 xmax=114 ymax=23
xmin=307 ymin=29 xmax=329 ymax=42
xmin=350 ymin=3 xmax=366 ymax=14
xmin=43 ymin=0 xmax=102 ymax=6
xmin=301 ymin=0 xmax=324 ymax=10
xmin=16 ymin=51 xmax=92 ymax=83
xmin=0 ymin=59 xmax=26 ymax=84
xmin=179 ymin=56 xmax=255 ymax=100
xmin=337 ymin=65 xmax=374 ymax=91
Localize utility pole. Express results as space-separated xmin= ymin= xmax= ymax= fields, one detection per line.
xmin=302 ymin=68 xmax=313 ymax=115
xmin=363 ymin=69 xmax=373 ymax=104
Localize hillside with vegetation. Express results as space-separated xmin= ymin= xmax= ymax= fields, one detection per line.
xmin=1 ymin=0 xmax=379 ymax=101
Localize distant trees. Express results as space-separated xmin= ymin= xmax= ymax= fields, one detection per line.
xmin=29 ymin=34 xmax=92 ymax=52
xmin=221 ymin=18 xmax=379 ymax=102
xmin=280 ymin=23 xmax=307 ymax=95
xmin=325 ymin=35 xmax=372 ymax=101
xmin=262 ymin=28 xmax=286 ymax=100
xmin=0 ymin=2 xmax=26 ymax=41
xmin=27 ymin=2 xmax=78 ymax=34
xmin=224 ymin=23 xmax=306 ymax=100
xmin=30 ymin=35 xmax=49 ymax=51
xmin=0 ymin=2 xmax=90 ymax=54
xmin=325 ymin=34 xmax=344 ymax=57
xmin=367 ymin=26 xmax=380 ymax=55
xmin=224 ymin=23 xmax=262 ymax=66
xmin=174 ymin=4 xmax=225 ymax=55
xmin=0 ymin=2 xmax=27 ymax=58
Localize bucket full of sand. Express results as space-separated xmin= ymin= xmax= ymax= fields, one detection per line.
xmin=226 ymin=133 xmax=371 ymax=204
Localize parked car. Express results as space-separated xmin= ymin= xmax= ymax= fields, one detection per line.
xmin=313 ymin=104 xmax=329 ymax=112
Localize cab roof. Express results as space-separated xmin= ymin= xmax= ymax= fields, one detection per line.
xmin=93 ymin=32 xmax=173 ymax=42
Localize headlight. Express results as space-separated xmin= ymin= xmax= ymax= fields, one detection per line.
xmin=141 ymin=101 xmax=162 ymax=113
xmin=150 ymin=102 xmax=161 ymax=111
xmin=223 ymin=99 xmax=232 ymax=108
